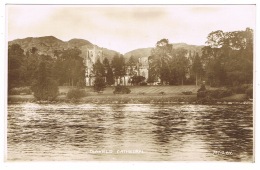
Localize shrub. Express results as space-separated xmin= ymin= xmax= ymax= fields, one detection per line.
xmin=9 ymin=87 xmax=32 ymax=95
xmin=67 ymin=88 xmax=87 ymax=99
xmin=113 ymin=85 xmax=131 ymax=94
xmin=130 ymin=76 xmax=146 ymax=85
xmin=197 ymin=91 xmax=207 ymax=98
xmin=93 ymin=76 xmax=106 ymax=92
xmin=31 ymin=78 xmax=59 ymax=101
xmin=140 ymin=82 xmax=147 ymax=86
xmin=207 ymin=89 xmax=233 ymax=99
xmin=31 ymin=62 xmax=59 ymax=101
xmin=245 ymin=87 xmax=253 ymax=99
xmin=197 ymin=84 xmax=206 ymax=92
xmin=182 ymin=91 xmax=192 ymax=95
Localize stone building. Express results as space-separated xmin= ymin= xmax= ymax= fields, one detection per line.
xmin=137 ymin=57 xmax=149 ymax=79
xmin=81 ymin=45 xmax=150 ymax=86
xmin=81 ymin=45 xmax=103 ymax=86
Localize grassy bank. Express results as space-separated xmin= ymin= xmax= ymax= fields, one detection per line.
xmin=8 ymin=93 xmax=197 ymax=104
xmin=8 ymin=85 xmax=252 ymax=104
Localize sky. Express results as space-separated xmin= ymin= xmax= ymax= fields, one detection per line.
xmin=7 ymin=5 xmax=255 ymax=54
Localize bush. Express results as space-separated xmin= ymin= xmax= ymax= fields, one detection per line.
xmin=9 ymin=87 xmax=32 ymax=95
xmin=31 ymin=62 xmax=59 ymax=101
xmin=113 ymin=85 xmax=131 ymax=94
xmin=140 ymin=82 xmax=147 ymax=86
xmin=182 ymin=91 xmax=192 ymax=95
xmin=207 ymin=89 xmax=233 ymax=99
xmin=131 ymin=76 xmax=146 ymax=85
xmin=245 ymin=87 xmax=253 ymax=99
xmin=197 ymin=91 xmax=207 ymax=98
xmin=31 ymin=78 xmax=59 ymax=101
xmin=93 ymin=76 xmax=106 ymax=92
xmin=67 ymin=88 xmax=87 ymax=99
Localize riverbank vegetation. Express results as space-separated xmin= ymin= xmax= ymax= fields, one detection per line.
xmin=8 ymin=85 xmax=252 ymax=104
xmin=8 ymin=28 xmax=253 ymax=103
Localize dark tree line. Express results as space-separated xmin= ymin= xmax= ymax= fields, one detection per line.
xmin=93 ymin=54 xmax=126 ymax=91
xmin=148 ymin=28 xmax=253 ymax=87
xmin=53 ymin=48 xmax=85 ymax=87
xmin=202 ymin=28 xmax=253 ymax=86
xmin=8 ymin=44 xmax=26 ymax=90
xmin=8 ymin=27 xmax=253 ymax=97
xmin=148 ymin=39 xmax=190 ymax=85
xmin=8 ymin=45 xmax=86 ymax=100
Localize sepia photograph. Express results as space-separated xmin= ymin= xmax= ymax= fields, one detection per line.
xmin=6 ymin=4 xmax=255 ymax=162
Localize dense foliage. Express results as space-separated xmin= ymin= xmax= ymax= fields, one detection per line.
xmin=130 ymin=76 xmax=146 ymax=85
xmin=31 ymin=62 xmax=59 ymax=101
xmin=53 ymin=48 xmax=85 ymax=87
xmin=202 ymin=28 xmax=253 ymax=87
xmin=8 ymin=44 xmax=26 ymax=91
xmin=8 ymin=28 xmax=253 ymax=100
xmin=148 ymin=28 xmax=253 ymax=87
xmin=93 ymin=76 xmax=106 ymax=92
xmin=111 ymin=54 xmax=126 ymax=85
xmin=8 ymin=45 xmax=86 ymax=100
xmin=148 ymin=39 xmax=190 ymax=85
xmin=103 ymin=57 xmax=115 ymax=85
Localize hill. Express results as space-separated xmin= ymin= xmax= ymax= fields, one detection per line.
xmin=9 ymin=37 xmax=204 ymax=62
xmin=124 ymin=43 xmax=204 ymax=61
xmin=8 ymin=36 xmax=120 ymax=60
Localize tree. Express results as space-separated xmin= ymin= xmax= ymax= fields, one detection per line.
xmin=169 ymin=48 xmax=189 ymax=85
xmin=23 ymin=47 xmax=40 ymax=86
xmin=202 ymin=28 xmax=253 ymax=86
xmin=53 ymin=48 xmax=85 ymax=86
xmin=103 ymin=57 xmax=115 ymax=85
xmin=130 ymin=76 xmax=145 ymax=85
xmin=8 ymin=44 xmax=25 ymax=91
xmin=103 ymin=57 xmax=110 ymax=70
xmin=149 ymin=38 xmax=172 ymax=85
xmin=127 ymin=55 xmax=137 ymax=76
xmin=31 ymin=62 xmax=59 ymax=101
xmin=149 ymin=39 xmax=190 ymax=85
xmin=93 ymin=58 xmax=105 ymax=77
xmin=192 ymin=53 xmax=203 ymax=86
xmin=106 ymin=67 xmax=115 ymax=86
xmin=111 ymin=54 xmax=126 ymax=85
xmin=93 ymin=76 xmax=106 ymax=92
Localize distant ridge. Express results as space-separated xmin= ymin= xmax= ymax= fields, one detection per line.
xmin=8 ymin=36 xmax=120 ymax=61
xmin=9 ymin=36 xmax=204 ymax=61
xmin=124 ymin=43 xmax=204 ymax=61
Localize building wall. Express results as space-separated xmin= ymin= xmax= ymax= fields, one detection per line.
xmin=137 ymin=57 xmax=149 ymax=80
xmin=82 ymin=47 xmax=150 ymax=86
xmin=82 ymin=45 xmax=103 ymax=86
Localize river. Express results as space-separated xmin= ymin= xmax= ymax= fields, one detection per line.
xmin=7 ymin=103 xmax=253 ymax=161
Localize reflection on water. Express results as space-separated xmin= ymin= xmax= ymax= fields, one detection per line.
xmin=7 ymin=103 xmax=253 ymax=161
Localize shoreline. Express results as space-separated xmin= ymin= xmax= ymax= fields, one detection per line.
xmin=8 ymin=94 xmax=253 ymax=105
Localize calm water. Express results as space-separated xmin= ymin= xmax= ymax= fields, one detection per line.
xmin=7 ymin=103 xmax=253 ymax=161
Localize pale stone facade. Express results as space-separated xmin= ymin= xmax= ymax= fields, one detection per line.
xmin=81 ymin=46 xmax=149 ymax=86
xmin=81 ymin=45 xmax=103 ymax=86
